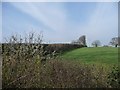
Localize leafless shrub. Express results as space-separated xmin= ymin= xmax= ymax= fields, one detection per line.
xmin=2 ymin=32 xmax=54 ymax=88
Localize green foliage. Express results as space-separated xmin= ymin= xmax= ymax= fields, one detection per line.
xmin=107 ymin=66 xmax=120 ymax=88
xmin=46 ymin=44 xmax=83 ymax=54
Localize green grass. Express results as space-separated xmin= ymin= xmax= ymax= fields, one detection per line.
xmin=60 ymin=47 xmax=118 ymax=66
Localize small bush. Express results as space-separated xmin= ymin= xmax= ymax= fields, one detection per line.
xmin=107 ymin=66 xmax=120 ymax=88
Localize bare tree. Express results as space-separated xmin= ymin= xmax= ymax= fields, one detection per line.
xmin=71 ymin=35 xmax=87 ymax=46
xmin=92 ymin=40 xmax=101 ymax=47
xmin=78 ymin=35 xmax=86 ymax=46
xmin=109 ymin=37 xmax=120 ymax=47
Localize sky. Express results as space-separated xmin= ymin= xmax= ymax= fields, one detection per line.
xmin=2 ymin=2 xmax=118 ymax=46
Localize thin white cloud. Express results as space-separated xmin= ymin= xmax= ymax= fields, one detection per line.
xmin=11 ymin=2 xmax=67 ymax=33
xmin=75 ymin=3 xmax=118 ymax=46
xmin=10 ymin=2 xmax=69 ymax=43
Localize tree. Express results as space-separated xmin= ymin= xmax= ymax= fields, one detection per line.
xmin=92 ymin=40 xmax=101 ymax=47
xmin=71 ymin=35 xmax=87 ymax=46
xmin=78 ymin=35 xmax=86 ymax=46
xmin=109 ymin=37 xmax=120 ymax=47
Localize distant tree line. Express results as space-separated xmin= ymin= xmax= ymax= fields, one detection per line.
xmin=92 ymin=37 xmax=120 ymax=47
xmin=71 ymin=35 xmax=120 ymax=47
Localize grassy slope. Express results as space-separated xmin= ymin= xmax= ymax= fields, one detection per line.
xmin=61 ymin=47 xmax=118 ymax=66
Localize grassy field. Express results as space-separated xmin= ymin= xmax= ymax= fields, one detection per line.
xmin=61 ymin=47 xmax=118 ymax=66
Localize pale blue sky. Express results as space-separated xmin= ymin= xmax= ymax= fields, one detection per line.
xmin=2 ymin=2 xmax=118 ymax=46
